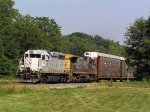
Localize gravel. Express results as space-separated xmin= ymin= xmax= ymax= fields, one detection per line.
xmin=18 ymin=83 xmax=98 ymax=89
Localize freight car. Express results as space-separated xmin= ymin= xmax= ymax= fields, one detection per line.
xmin=84 ymin=52 xmax=134 ymax=81
xmin=17 ymin=50 xmax=135 ymax=83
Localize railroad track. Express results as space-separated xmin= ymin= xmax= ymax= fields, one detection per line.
xmin=0 ymin=81 xmax=99 ymax=89
xmin=22 ymin=83 xmax=99 ymax=89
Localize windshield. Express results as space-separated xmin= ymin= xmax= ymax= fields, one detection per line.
xmin=30 ymin=54 xmax=41 ymax=58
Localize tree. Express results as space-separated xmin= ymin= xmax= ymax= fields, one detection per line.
xmin=35 ymin=17 xmax=62 ymax=51
xmin=0 ymin=0 xmax=18 ymax=27
xmin=0 ymin=0 xmax=19 ymax=75
xmin=93 ymin=35 xmax=109 ymax=53
xmin=13 ymin=15 xmax=48 ymax=54
xmin=125 ymin=17 xmax=150 ymax=80
xmin=62 ymin=32 xmax=125 ymax=56
xmin=64 ymin=32 xmax=96 ymax=56
xmin=108 ymin=40 xmax=125 ymax=56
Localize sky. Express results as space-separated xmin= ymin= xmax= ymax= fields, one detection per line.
xmin=14 ymin=0 xmax=150 ymax=44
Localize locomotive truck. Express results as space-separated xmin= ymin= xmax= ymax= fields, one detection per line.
xmin=17 ymin=50 xmax=135 ymax=83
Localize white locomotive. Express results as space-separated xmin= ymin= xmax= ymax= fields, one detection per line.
xmin=17 ymin=50 xmax=67 ymax=83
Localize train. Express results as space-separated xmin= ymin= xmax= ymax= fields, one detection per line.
xmin=17 ymin=50 xmax=135 ymax=83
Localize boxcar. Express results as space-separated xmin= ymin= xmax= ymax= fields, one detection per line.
xmin=84 ymin=52 xmax=132 ymax=80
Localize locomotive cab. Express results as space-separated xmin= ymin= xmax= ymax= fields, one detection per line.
xmin=17 ymin=50 xmax=66 ymax=83
xmin=24 ymin=50 xmax=50 ymax=72
xmin=17 ymin=50 xmax=51 ymax=82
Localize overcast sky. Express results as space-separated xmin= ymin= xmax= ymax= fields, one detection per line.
xmin=14 ymin=0 xmax=150 ymax=44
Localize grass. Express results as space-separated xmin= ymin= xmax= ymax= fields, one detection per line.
xmin=0 ymin=76 xmax=19 ymax=83
xmin=0 ymin=80 xmax=150 ymax=112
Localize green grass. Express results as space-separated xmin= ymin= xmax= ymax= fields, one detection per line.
xmin=0 ymin=76 xmax=19 ymax=83
xmin=0 ymin=81 xmax=150 ymax=112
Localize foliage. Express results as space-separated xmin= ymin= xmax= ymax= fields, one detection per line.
xmin=63 ymin=32 xmax=124 ymax=56
xmin=35 ymin=17 xmax=62 ymax=51
xmin=63 ymin=33 xmax=96 ymax=56
xmin=0 ymin=0 xmax=19 ymax=75
xmin=125 ymin=17 xmax=150 ymax=80
xmin=13 ymin=15 xmax=46 ymax=54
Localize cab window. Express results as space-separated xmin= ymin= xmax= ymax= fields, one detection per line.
xmin=30 ymin=54 xmax=41 ymax=58
xmin=25 ymin=54 xmax=28 ymax=58
xmin=42 ymin=55 xmax=45 ymax=60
